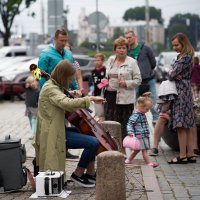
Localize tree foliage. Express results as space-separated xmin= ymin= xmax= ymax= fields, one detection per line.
xmin=167 ymin=13 xmax=200 ymax=49
xmin=0 ymin=0 xmax=36 ymax=46
xmin=123 ymin=6 xmax=163 ymax=25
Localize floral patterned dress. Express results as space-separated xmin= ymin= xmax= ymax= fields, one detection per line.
xmin=168 ymin=54 xmax=195 ymax=129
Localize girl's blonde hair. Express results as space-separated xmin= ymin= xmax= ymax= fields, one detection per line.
xmin=136 ymin=92 xmax=152 ymax=107
xmin=25 ymin=76 xmax=38 ymax=89
xmin=171 ymin=32 xmax=194 ymax=56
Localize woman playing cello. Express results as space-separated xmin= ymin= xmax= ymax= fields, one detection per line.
xmin=34 ymin=60 xmax=106 ymax=188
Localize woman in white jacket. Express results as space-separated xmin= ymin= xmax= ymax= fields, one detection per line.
xmin=102 ymin=37 xmax=142 ymax=142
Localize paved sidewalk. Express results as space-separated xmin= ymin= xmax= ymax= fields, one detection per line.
xmin=150 ymin=139 xmax=200 ymax=200
xmin=0 ymin=101 xmax=149 ymax=200
xmin=1 ymin=100 xmax=199 ymax=199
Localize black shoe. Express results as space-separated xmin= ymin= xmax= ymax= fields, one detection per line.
xmin=66 ymin=151 xmax=79 ymax=159
xmin=83 ymin=173 xmax=96 ymax=184
xmin=70 ymin=173 xmax=95 ymax=188
xmin=149 ymin=148 xmax=159 ymax=156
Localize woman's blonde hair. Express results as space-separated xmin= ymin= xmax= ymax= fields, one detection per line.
xmin=136 ymin=92 xmax=152 ymax=108
xmin=51 ymin=60 xmax=76 ymax=88
xmin=113 ymin=37 xmax=129 ymax=51
xmin=171 ymin=32 xmax=194 ymax=56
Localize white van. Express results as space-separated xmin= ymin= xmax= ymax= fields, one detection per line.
xmin=0 ymin=46 xmax=28 ymax=58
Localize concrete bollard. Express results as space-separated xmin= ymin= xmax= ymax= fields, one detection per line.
xmin=100 ymin=121 xmax=122 ymax=152
xmin=96 ymin=151 xmax=126 ymax=200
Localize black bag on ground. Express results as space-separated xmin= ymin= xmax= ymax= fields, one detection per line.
xmin=0 ymin=135 xmax=27 ymax=192
xmin=138 ymin=81 xmax=150 ymax=96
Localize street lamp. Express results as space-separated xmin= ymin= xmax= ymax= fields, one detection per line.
xmin=145 ymin=0 xmax=150 ymax=45
xmin=96 ymin=0 xmax=100 ymax=52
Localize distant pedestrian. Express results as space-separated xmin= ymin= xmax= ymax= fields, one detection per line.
xmin=102 ymin=37 xmax=141 ymax=143
xmin=191 ymin=56 xmax=200 ymax=156
xmin=125 ymin=30 xmax=159 ymax=126
xmin=25 ymin=76 xmax=39 ymax=140
xmin=167 ymin=32 xmax=196 ymax=164
xmin=191 ymin=56 xmax=200 ymax=99
xmin=89 ymin=53 xmax=106 ymax=122
xmin=124 ymin=92 xmax=158 ymax=168
xmin=89 ymin=53 xmax=106 ymax=96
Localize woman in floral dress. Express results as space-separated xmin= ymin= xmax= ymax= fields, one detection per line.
xmin=168 ymin=32 xmax=196 ymax=164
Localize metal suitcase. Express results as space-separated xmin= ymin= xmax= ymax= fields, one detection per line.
xmin=0 ymin=135 xmax=27 ymax=192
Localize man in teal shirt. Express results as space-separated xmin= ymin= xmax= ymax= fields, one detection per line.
xmin=125 ymin=30 xmax=158 ymax=125
xmin=38 ymin=28 xmax=79 ymax=92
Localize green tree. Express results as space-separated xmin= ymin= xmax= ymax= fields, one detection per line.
xmin=167 ymin=13 xmax=200 ymax=49
xmin=0 ymin=0 xmax=36 ymax=46
xmin=123 ymin=6 xmax=163 ymax=25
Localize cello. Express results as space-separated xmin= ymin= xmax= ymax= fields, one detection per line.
xmin=30 ymin=64 xmax=119 ymax=155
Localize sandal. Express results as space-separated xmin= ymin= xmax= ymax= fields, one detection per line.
xmin=187 ymin=156 xmax=197 ymax=163
xmin=168 ymin=156 xmax=188 ymax=164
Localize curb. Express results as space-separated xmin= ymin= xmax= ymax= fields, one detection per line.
xmin=141 ymin=165 xmax=163 ymax=200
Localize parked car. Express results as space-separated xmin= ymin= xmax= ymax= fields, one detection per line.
xmin=0 ymin=46 xmax=28 ymax=58
xmin=0 ymin=57 xmax=36 ymax=100
xmin=0 ymin=54 xmax=95 ymax=100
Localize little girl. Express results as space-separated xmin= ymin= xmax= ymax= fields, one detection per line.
xmin=25 ymin=76 xmax=39 ymax=139
xmin=124 ymin=92 xmax=158 ymax=167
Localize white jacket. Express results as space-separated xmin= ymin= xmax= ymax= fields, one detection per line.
xmin=105 ymin=55 xmax=142 ymax=104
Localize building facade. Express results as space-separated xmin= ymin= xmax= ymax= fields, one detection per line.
xmin=77 ymin=9 xmax=164 ymax=46
xmin=48 ymin=0 xmax=64 ymax=36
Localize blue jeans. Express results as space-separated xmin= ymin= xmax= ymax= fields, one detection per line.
xmin=66 ymin=127 xmax=99 ymax=169
xmin=136 ymin=78 xmax=159 ymax=123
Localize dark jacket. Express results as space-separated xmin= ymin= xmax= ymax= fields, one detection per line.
xmin=91 ymin=66 xmax=106 ymax=96
xmin=128 ymin=42 xmax=156 ymax=80
xmin=25 ymin=88 xmax=39 ymax=108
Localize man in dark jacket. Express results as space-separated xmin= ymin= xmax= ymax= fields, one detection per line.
xmin=125 ymin=30 xmax=158 ymax=125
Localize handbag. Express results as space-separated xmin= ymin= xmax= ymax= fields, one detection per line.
xmin=123 ymin=135 xmax=140 ymax=150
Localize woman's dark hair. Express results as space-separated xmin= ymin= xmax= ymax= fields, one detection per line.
xmin=51 ymin=60 xmax=76 ymax=88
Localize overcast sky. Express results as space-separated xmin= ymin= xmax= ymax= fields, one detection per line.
xmin=8 ymin=0 xmax=200 ymax=35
